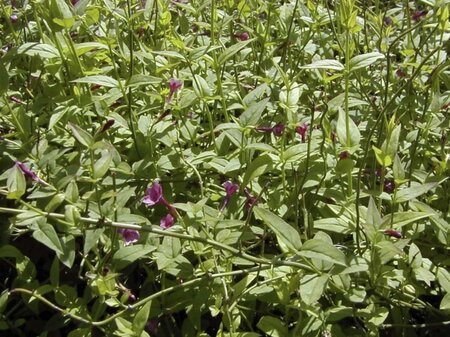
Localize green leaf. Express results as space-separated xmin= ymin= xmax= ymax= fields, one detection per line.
xmin=127 ymin=74 xmax=162 ymax=87
xmin=297 ymin=239 xmax=347 ymax=266
xmin=365 ymin=197 xmax=382 ymax=242
xmin=349 ymin=52 xmax=384 ymax=71
xmin=68 ymin=122 xmax=94 ymax=148
xmin=192 ymin=75 xmax=212 ymax=97
xmin=381 ymin=212 xmax=433 ymax=229
xmin=51 ymin=0 xmax=75 ymax=28
xmin=93 ymin=151 xmax=112 ymax=179
xmin=112 ymin=245 xmax=156 ymax=271
xmin=253 ymin=207 xmax=302 ymax=253
xmin=393 ymin=154 xmax=405 ymax=180
xmin=18 ymin=43 xmax=60 ymax=58
xmin=299 ymin=274 xmax=329 ymax=305
xmin=382 ymin=124 xmax=401 ymax=158
xmin=440 ymin=293 xmax=450 ymax=310
xmin=240 ymin=98 xmax=270 ymax=126
xmin=372 ymin=145 xmax=392 ymax=167
xmin=57 ymin=235 xmax=76 ymax=268
xmin=241 ymin=154 xmax=273 ymax=188
xmin=133 ymin=301 xmax=152 ymax=335
xmin=301 ymin=59 xmax=344 ymax=71
xmin=73 ymin=42 xmax=108 ymax=56
xmin=84 ymin=228 xmax=105 ymax=255
xmin=0 ymin=290 xmax=9 ymax=314
xmin=395 ymin=182 xmax=439 ymax=203
xmin=7 ymin=165 xmax=26 ymax=200
xmin=0 ymin=61 xmax=9 ymax=94
xmin=218 ymin=39 xmax=254 ymax=65
xmin=32 ymin=221 xmax=64 ymax=255
xmin=257 ymin=316 xmax=288 ymax=337
xmin=336 ymin=108 xmax=360 ymax=147
xmin=72 ymin=75 xmax=119 ymax=88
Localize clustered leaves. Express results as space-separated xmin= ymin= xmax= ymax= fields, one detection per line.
xmin=0 ymin=0 xmax=450 ymax=336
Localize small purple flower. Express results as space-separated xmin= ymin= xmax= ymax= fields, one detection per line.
xmin=412 ymin=10 xmax=427 ymax=21
xmin=295 ymin=123 xmax=308 ymax=143
xmin=160 ymin=214 xmax=175 ymax=229
xmin=272 ymin=123 xmax=285 ymax=137
xmin=244 ymin=188 xmax=257 ymax=209
xmin=383 ymin=180 xmax=395 ymax=194
xmin=100 ymin=119 xmax=115 ymax=133
xmin=15 ymin=161 xmax=46 ymax=184
xmin=71 ymin=0 xmax=80 ymax=5
xmin=143 ymin=181 xmax=164 ymax=206
xmin=237 ymin=32 xmax=250 ymax=41
xmin=10 ymin=14 xmax=18 ymax=24
xmin=339 ymin=151 xmax=350 ymax=160
xmin=168 ymin=78 xmax=183 ymax=101
xmin=256 ymin=124 xmax=285 ymax=137
xmin=383 ymin=229 xmax=402 ymax=239
xmin=221 ymin=181 xmax=239 ymax=211
xmin=383 ymin=16 xmax=393 ymax=26
xmin=143 ymin=181 xmax=177 ymax=217
xmin=396 ymin=68 xmax=407 ymax=78
xmin=118 ymin=228 xmax=140 ymax=246
xmin=9 ymin=96 xmax=24 ymax=104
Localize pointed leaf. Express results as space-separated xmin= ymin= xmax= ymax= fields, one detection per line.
xmin=301 ymin=59 xmax=344 ymax=71
xmin=112 ymin=245 xmax=156 ymax=270
xmin=68 ymin=122 xmax=94 ymax=148
xmin=133 ymin=301 xmax=152 ymax=335
xmin=253 ymin=207 xmax=302 ymax=253
xmin=241 ymin=154 xmax=273 ymax=188
xmin=240 ymin=98 xmax=270 ymax=126
xmin=297 ymin=239 xmax=347 ymax=266
xmin=219 ymin=39 xmax=254 ymax=65
xmin=72 ymin=75 xmax=119 ymax=88
xmin=395 ymin=182 xmax=439 ymax=203
xmin=32 ymin=222 xmax=64 ymax=255
xmin=336 ymin=108 xmax=360 ymax=146
xmin=349 ymin=52 xmax=385 ymax=71
xmin=18 ymin=43 xmax=60 ymax=58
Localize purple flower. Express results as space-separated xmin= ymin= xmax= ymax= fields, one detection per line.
xmin=71 ymin=0 xmax=80 ymax=5
xmin=15 ymin=161 xmax=46 ymax=184
xmin=10 ymin=14 xmax=18 ymax=24
xmin=396 ymin=68 xmax=407 ymax=78
xmin=9 ymin=96 xmax=24 ymax=104
xmin=256 ymin=124 xmax=285 ymax=137
xmin=143 ymin=181 xmax=177 ymax=217
xmin=295 ymin=123 xmax=308 ymax=143
xmin=221 ymin=181 xmax=239 ymax=211
xmin=168 ymin=78 xmax=183 ymax=101
xmin=100 ymin=119 xmax=115 ymax=133
xmin=412 ymin=10 xmax=427 ymax=21
xmin=244 ymin=188 xmax=257 ymax=209
xmin=383 ymin=180 xmax=395 ymax=194
xmin=272 ymin=123 xmax=285 ymax=136
xmin=143 ymin=181 xmax=164 ymax=206
xmin=118 ymin=228 xmax=140 ymax=246
xmin=237 ymin=32 xmax=250 ymax=41
xmin=339 ymin=151 xmax=350 ymax=160
xmin=383 ymin=16 xmax=393 ymax=26
xmin=160 ymin=214 xmax=175 ymax=229
xmin=383 ymin=229 xmax=402 ymax=239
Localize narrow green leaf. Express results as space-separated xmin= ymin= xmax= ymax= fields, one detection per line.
xmin=84 ymin=228 xmax=105 ymax=255
xmin=382 ymin=124 xmax=401 ymax=157
xmin=301 ymin=59 xmax=344 ymax=71
xmin=7 ymin=165 xmax=26 ymax=200
xmin=253 ymin=207 xmax=302 ymax=253
xmin=32 ymin=222 xmax=64 ymax=255
xmin=393 ymin=154 xmax=405 ymax=180
xmin=133 ymin=301 xmax=152 ymax=335
xmin=336 ymin=108 xmax=360 ymax=146
xmin=192 ymin=75 xmax=212 ymax=98
xmin=18 ymin=43 xmax=60 ymax=58
xmin=241 ymin=154 xmax=273 ymax=188
xmin=93 ymin=151 xmax=112 ymax=179
xmin=0 ymin=61 xmax=9 ymax=94
xmin=218 ymin=39 xmax=254 ymax=65
xmin=440 ymin=293 xmax=450 ymax=310
xmin=349 ymin=52 xmax=384 ymax=71
xmin=395 ymin=182 xmax=439 ymax=203
xmin=381 ymin=212 xmax=433 ymax=229
xmin=299 ymin=274 xmax=329 ymax=305
xmin=68 ymin=122 xmax=94 ymax=148
xmin=240 ymin=98 xmax=270 ymax=126
xmin=257 ymin=316 xmax=288 ymax=337
xmin=72 ymin=75 xmax=119 ymax=88
xmin=51 ymin=0 xmax=75 ymax=28
xmin=112 ymin=245 xmax=156 ymax=270
xmin=297 ymin=239 xmax=347 ymax=266
xmin=0 ymin=290 xmax=8 ymax=314
xmin=127 ymin=74 xmax=162 ymax=87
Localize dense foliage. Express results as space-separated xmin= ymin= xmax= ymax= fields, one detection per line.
xmin=1 ymin=0 xmax=450 ymax=336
